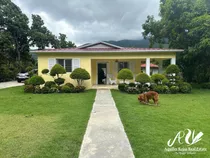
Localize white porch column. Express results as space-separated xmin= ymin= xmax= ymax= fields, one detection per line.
xmin=146 ymin=58 xmax=150 ymax=76
xmin=171 ymin=57 xmax=176 ymax=65
xmin=158 ymin=60 xmax=163 ymax=74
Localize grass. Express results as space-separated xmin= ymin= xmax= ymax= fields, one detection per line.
xmin=112 ymin=89 xmax=210 ymax=158
xmin=0 ymin=87 xmax=96 ymax=158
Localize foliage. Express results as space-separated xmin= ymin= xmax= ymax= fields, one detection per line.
xmin=126 ymin=87 xmax=138 ymax=94
xmin=153 ymin=85 xmax=170 ymax=94
xmin=65 ymin=83 xmax=75 ymax=88
xmin=24 ymin=79 xmax=30 ymax=85
xmin=70 ymin=68 xmax=90 ymax=86
xmin=118 ymin=83 xmax=127 ymax=92
xmin=42 ymin=69 xmax=49 ymax=74
xmin=48 ymin=87 xmax=58 ymax=93
xmin=58 ymin=33 xmax=76 ymax=48
xmin=74 ymin=86 xmax=86 ymax=93
xmin=50 ymin=64 xmax=66 ymax=77
xmin=26 ymin=66 xmax=33 ymax=72
xmin=142 ymin=0 xmax=210 ymax=83
xmin=128 ymin=82 xmax=136 ymax=87
xmin=179 ymin=82 xmax=192 ymax=93
xmin=61 ymin=85 xmax=71 ymax=93
xmin=165 ymin=65 xmax=180 ymax=74
xmin=34 ymin=85 xmax=41 ymax=94
xmin=170 ymin=86 xmax=179 ymax=94
xmin=44 ymin=81 xmax=56 ymax=88
xmin=151 ymin=74 xmax=165 ymax=84
xmin=201 ymin=82 xmax=210 ymax=89
xmin=135 ymin=73 xmax=151 ymax=84
xmin=24 ymin=85 xmax=34 ymax=93
xmin=28 ymin=75 xmax=45 ymax=86
xmin=54 ymin=78 xmax=65 ymax=86
xmin=162 ymin=78 xmax=170 ymax=85
xmin=41 ymin=86 xmax=49 ymax=94
xmin=117 ymin=69 xmax=133 ymax=83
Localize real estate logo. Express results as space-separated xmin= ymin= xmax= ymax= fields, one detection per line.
xmin=164 ymin=129 xmax=207 ymax=155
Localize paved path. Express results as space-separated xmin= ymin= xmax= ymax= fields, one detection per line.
xmin=0 ymin=81 xmax=24 ymax=89
xmin=79 ymin=89 xmax=135 ymax=158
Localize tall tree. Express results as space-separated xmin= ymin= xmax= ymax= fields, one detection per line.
xmin=142 ymin=0 xmax=210 ymax=83
xmin=58 ymin=33 xmax=76 ymax=48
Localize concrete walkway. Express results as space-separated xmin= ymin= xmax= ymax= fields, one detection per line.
xmin=79 ymin=89 xmax=135 ymax=158
xmin=0 ymin=81 xmax=24 ymax=89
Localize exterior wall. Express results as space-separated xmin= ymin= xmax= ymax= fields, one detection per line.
xmin=37 ymin=52 xmax=176 ymax=89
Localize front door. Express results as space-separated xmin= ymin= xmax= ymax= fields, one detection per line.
xmin=97 ymin=63 xmax=107 ymax=84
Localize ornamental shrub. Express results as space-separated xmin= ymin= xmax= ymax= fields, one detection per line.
xmin=28 ymin=75 xmax=45 ymax=86
xmin=70 ymin=68 xmax=90 ymax=86
xmin=117 ymin=68 xmax=133 ymax=83
xmin=34 ymin=86 xmax=41 ymax=94
xmin=135 ymin=73 xmax=151 ymax=84
xmin=74 ymin=86 xmax=86 ymax=93
xmin=151 ymin=74 xmax=165 ymax=84
xmin=41 ymin=86 xmax=50 ymax=94
xmin=50 ymin=64 xmax=66 ymax=77
xmin=42 ymin=69 xmax=49 ymax=74
xmin=179 ymin=82 xmax=192 ymax=93
xmin=24 ymin=85 xmax=34 ymax=93
xmin=170 ymin=86 xmax=179 ymax=94
xmin=54 ymin=78 xmax=65 ymax=86
xmin=118 ymin=83 xmax=127 ymax=92
xmin=201 ymin=82 xmax=210 ymax=89
xmin=126 ymin=87 xmax=138 ymax=94
xmin=61 ymin=85 xmax=71 ymax=93
xmin=128 ymin=82 xmax=136 ymax=87
xmin=49 ymin=87 xmax=58 ymax=93
xmin=24 ymin=79 xmax=30 ymax=85
xmin=153 ymin=85 xmax=164 ymax=93
xmin=45 ymin=81 xmax=56 ymax=88
xmin=166 ymin=64 xmax=180 ymax=74
xmin=26 ymin=66 xmax=33 ymax=72
xmin=65 ymin=83 xmax=75 ymax=88
xmin=162 ymin=78 xmax=170 ymax=85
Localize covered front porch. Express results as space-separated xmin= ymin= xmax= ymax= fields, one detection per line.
xmin=91 ymin=57 xmax=176 ymax=86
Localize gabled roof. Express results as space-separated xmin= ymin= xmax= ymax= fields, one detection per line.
xmin=78 ymin=41 xmax=123 ymax=49
xmin=32 ymin=41 xmax=184 ymax=53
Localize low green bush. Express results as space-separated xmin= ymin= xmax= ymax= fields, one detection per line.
xmin=45 ymin=81 xmax=56 ymax=88
xmin=41 ymin=86 xmax=50 ymax=94
xmin=201 ymin=82 xmax=210 ymax=89
xmin=65 ymin=83 xmax=75 ymax=88
xmin=128 ymin=82 xmax=136 ymax=87
xmin=135 ymin=73 xmax=151 ymax=84
xmin=153 ymin=85 xmax=170 ymax=94
xmin=126 ymin=87 xmax=138 ymax=94
xmin=170 ymin=86 xmax=179 ymax=94
xmin=49 ymin=87 xmax=58 ymax=93
xmin=162 ymin=78 xmax=170 ymax=85
xmin=29 ymin=75 xmax=45 ymax=86
xmin=24 ymin=85 xmax=34 ymax=93
xmin=24 ymin=79 xmax=30 ymax=85
xmin=61 ymin=85 xmax=71 ymax=93
xmin=151 ymin=74 xmax=165 ymax=84
xmin=117 ymin=69 xmax=133 ymax=83
xmin=75 ymin=86 xmax=86 ymax=93
xmin=54 ymin=78 xmax=65 ymax=86
xmin=26 ymin=66 xmax=33 ymax=72
xmin=34 ymin=86 xmax=41 ymax=94
xmin=118 ymin=83 xmax=127 ymax=92
xmin=42 ymin=69 xmax=49 ymax=74
xmin=179 ymin=82 xmax=192 ymax=93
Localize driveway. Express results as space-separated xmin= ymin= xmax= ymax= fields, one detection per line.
xmin=0 ymin=81 xmax=24 ymax=89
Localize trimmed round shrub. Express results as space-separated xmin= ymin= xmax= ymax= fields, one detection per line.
xmin=54 ymin=78 xmax=65 ymax=86
xmin=128 ymin=82 xmax=136 ymax=87
xmin=118 ymin=83 xmax=127 ymax=92
xmin=41 ymin=86 xmax=49 ymax=94
xmin=135 ymin=73 xmax=151 ymax=84
xmin=162 ymin=78 xmax=170 ymax=85
xmin=166 ymin=64 xmax=180 ymax=74
xmin=42 ymin=69 xmax=49 ymax=74
xmin=179 ymin=82 xmax=192 ymax=93
xmin=126 ymin=87 xmax=138 ymax=94
xmin=34 ymin=86 xmax=41 ymax=94
xmin=45 ymin=81 xmax=56 ymax=88
xmin=153 ymin=85 xmax=164 ymax=93
xmin=70 ymin=68 xmax=90 ymax=86
xmin=49 ymin=87 xmax=58 ymax=93
xmin=151 ymin=74 xmax=165 ymax=84
xmin=61 ymin=85 xmax=71 ymax=93
xmin=74 ymin=86 xmax=86 ymax=93
xmin=170 ymin=86 xmax=179 ymax=94
xmin=65 ymin=83 xmax=75 ymax=88
xmin=162 ymin=85 xmax=170 ymax=94
xmin=50 ymin=64 xmax=66 ymax=77
xmin=24 ymin=85 xmax=34 ymax=93
xmin=117 ymin=68 xmax=133 ymax=83
xmin=28 ymin=75 xmax=45 ymax=86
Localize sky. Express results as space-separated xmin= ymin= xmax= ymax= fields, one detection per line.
xmin=12 ymin=0 xmax=160 ymax=46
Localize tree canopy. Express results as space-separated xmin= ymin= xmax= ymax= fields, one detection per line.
xmin=142 ymin=0 xmax=210 ymax=83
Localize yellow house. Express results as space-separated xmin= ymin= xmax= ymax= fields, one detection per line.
xmin=33 ymin=42 xmax=183 ymax=89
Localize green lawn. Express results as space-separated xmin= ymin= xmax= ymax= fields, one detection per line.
xmin=0 ymin=87 xmax=96 ymax=158
xmin=112 ymin=89 xmax=210 ymax=158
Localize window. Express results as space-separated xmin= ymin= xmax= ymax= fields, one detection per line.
xmin=56 ymin=59 xmax=72 ymax=72
xmin=118 ymin=62 xmax=129 ymax=71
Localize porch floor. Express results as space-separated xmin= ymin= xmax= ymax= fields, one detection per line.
xmin=92 ymin=85 xmax=118 ymax=90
